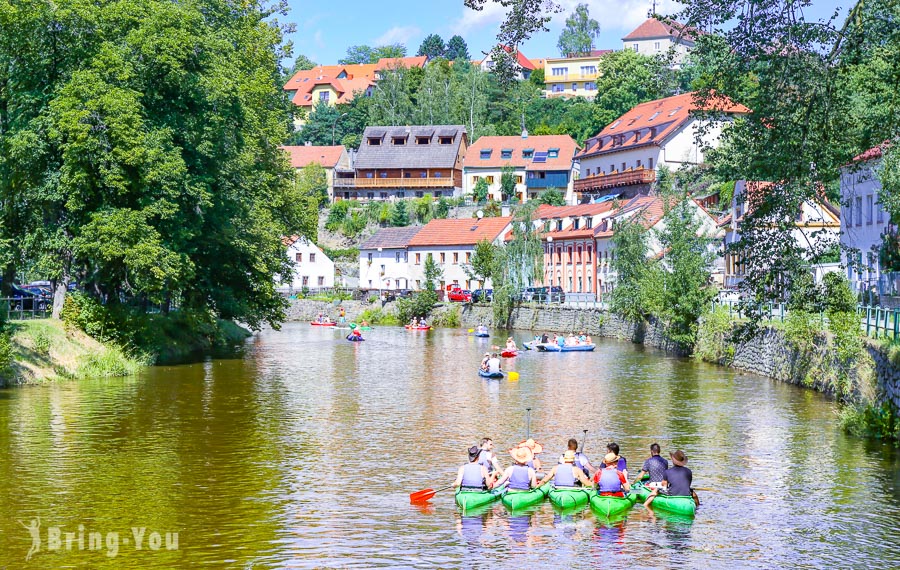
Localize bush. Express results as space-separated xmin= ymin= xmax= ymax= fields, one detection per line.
xmin=32 ymin=331 xmax=51 ymax=357
xmin=325 ymin=201 xmax=351 ymax=231
xmin=695 ymin=306 xmax=735 ymax=364
xmin=433 ymin=305 xmax=461 ymax=328
xmin=358 ymin=307 xmax=400 ymax=326
xmin=397 ymin=290 xmax=437 ymax=324
xmin=839 ymin=400 xmax=900 ymax=443
xmin=0 ymin=331 xmax=12 ymax=372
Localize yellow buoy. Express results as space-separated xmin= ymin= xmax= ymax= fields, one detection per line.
xmin=508 ymin=371 xmax=520 ymax=382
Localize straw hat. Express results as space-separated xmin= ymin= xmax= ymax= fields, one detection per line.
xmin=670 ymin=450 xmax=688 ymax=467
xmin=510 ymin=446 xmax=533 ymax=464
xmin=563 ymin=450 xmax=576 ymax=463
xmin=603 ymin=452 xmax=619 ymax=466
xmin=518 ymin=438 xmax=543 ymax=454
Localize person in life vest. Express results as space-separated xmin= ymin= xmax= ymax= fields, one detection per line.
xmin=594 ymin=452 xmax=631 ymax=497
xmin=514 ymin=438 xmax=544 ymax=472
xmin=454 ymin=446 xmax=493 ymax=491
xmin=477 ymin=438 xmax=503 ymax=486
xmin=338 ymin=306 xmax=346 ymax=323
xmin=606 ymin=442 xmax=628 ymax=479
xmin=558 ymin=438 xmax=596 ymax=478
xmin=633 ymin=443 xmax=669 ymax=489
xmin=539 ymin=450 xmax=594 ymax=488
xmin=494 ymin=447 xmax=539 ymax=492
xmin=480 ymin=353 xmax=491 ymax=372
xmin=347 ymin=327 xmax=363 ymax=341
xmin=644 ymin=449 xmax=699 ymax=507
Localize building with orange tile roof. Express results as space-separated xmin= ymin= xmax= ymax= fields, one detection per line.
xmin=463 ymin=134 xmax=580 ymax=204
xmin=281 ymin=145 xmax=352 ymax=202
xmin=575 ymin=91 xmax=749 ymax=200
xmin=622 ymin=17 xmax=700 ymax=67
xmin=479 ymin=46 xmax=541 ymax=80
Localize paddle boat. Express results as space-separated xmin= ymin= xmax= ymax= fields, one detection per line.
xmin=522 ymin=340 xmax=540 ymax=351
xmin=548 ymin=487 xmax=595 ymax=510
xmin=473 ymin=326 xmax=490 ymax=338
xmin=478 ymin=369 xmax=504 ymax=379
xmin=310 ymin=321 xmax=336 ymax=327
xmin=535 ymin=343 xmax=596 ymax=352
xmin=456 ymin=484 xmax=506 ymax=511
xmin=501 ymin=485 xmax=550 ymax=511
xmin=500 ymin=350 xmax=519 ymax=358
xmin=405 ymin=325 xmax=432 ymax=331
xmin=346 ymin=334 xmax=365 ymax=342
xmin=637 ymin=482 xmax=697 ymax=517
xmin=590 ymin=492 xmax=637 ymax=517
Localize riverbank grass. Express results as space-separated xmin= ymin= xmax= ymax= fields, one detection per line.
xmin=1 ymin=319 xmax=145 ymax=385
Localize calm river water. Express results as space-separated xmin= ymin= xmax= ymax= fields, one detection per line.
xmin=1 ymin=323 xmax=899 ymax=568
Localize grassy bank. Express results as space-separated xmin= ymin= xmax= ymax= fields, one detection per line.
xmin=0 ymin=320 xmax=145 ymax=386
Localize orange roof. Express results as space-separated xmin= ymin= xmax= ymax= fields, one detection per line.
xmin=622 ymin=18 xmax=700 ymax=42
xmin=464 ymin=135 xmax=578 ymax=170
xmin=593 ymin=196 xmax=665 ymax=237
xmin=852 ymin=143 xmax=888 ymax=163
xmin=577 ymin=92 xmax=749 ymax=159
xmin=375 ymin=56 xmax=428 ymax=70
xmin=408 ymin=217 xmax=512 ymax=247
xmin=482 ymin=46 xmax=537 ymax=71
xmin=283 ymin=65 xmax=374 ymax=107
xmin=281 ymin=145 xmax=345 ymax=169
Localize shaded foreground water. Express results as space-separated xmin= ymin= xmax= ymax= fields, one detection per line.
xmin=1 ymin=323 xmax=899 ymax=568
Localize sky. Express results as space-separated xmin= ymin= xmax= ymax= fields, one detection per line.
xmin=284 ymin=0 xmax=850 ymax=67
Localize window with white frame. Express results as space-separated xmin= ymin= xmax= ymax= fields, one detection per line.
xmin=867 ymin=195 xmax=873 ymax=224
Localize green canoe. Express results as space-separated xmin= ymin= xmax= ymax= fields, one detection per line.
xmin=646 ymin=493 xmax=697 ymax=516
xmin=632 ymin=482 xmax=653 ymax=503
xmin=456 ymin=485 xmax=506 ymax=512
xmin=501 ymin=485 xmax=550 ymax=511
xmin=548 ymin=487 xmax=595 ymax=510
xmin=590 ymin=492 xmax=637 ymax=517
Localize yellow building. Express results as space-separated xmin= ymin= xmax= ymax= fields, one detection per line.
xmin=543 ymin=51 xmax=612 ymax=99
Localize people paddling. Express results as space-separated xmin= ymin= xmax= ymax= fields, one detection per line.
xmin=539 ymin=450 xmax=594 ymax=488
xmin=515 ymin=438 xmax=544 ymax=472
xmin=634 ymin=443 xmax=669 ymax=489
xmin=495 ymin=447 xmax=539 ymax=492
xmin=454 ymin=446 xmax=494 ymax=491
xmin=644 ymin=449 xmax=700 ymax=507
xmin=594 ymin=452 xmax=631 ymax=497
xmin=419 ymin=317 xmax=428 ymax=327
xmin=348 ymin=327 xmax=363 ymax=340
xmin=477 ymin=438 xmax=503 ymax=486
xmin=559 ymin=438 xmax=595 ymax=478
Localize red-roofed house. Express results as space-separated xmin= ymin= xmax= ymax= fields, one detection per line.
xmin=841 ymin=144 xmax=890 ymax=294
xmin=622 ymin=17 xmax=700 ymax=67
xmin=407 ymin=216 xmax=513 ymax=290
xmin=575 ymin=92 xmax=749 ymax=200
xmin=479 ymin=46 xmax=540 ymax=80
xmin=281 ymin=145 xmax=351 ymax=202
xmin=463 ymin=134 xmax=580 ymax=203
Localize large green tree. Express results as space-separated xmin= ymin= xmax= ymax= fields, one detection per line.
xmin=0 ymin=0 xmax=305 ymax=328
xmin=557 ymin=3 xmax=601 ymax=56
xmin=593 ymin=50 xmax=673 ymax=127
xmin=417 ymin=34 xmax=446 ymax=59
xmin=446 ymin=35 xmax=470 ymax=61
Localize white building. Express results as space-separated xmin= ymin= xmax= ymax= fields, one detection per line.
xmin=723 ymin=181 xmax=841 ymax=288
xmin=840 ymin=145 xmax=892 ymax=294
xmin=358 ymin=226 xmax=423 ymax=291
xmin=622 ymin=17 xmax=698 ymax=68
xmin=463 ymin=134 xmax=580 ymax=204
xmin=281 ymin=236 xmax=335 ymax=292
xmin=406 ymin=216 xmax=513 ymax=291
xmin=478 ymin=46 xmax=542 ymax=81
xmin=575 ymin=92 xmax=749 ymax=201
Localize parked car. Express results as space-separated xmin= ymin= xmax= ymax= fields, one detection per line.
xmin=447 ymin=288 xmax=473 ymax=303
xmin=9 ymin=284 xmax=50 ymax=312
xmin=518 ymin=287 xmax=543 ymax=302
xmin=472 ymin=289 xmax=493 ymax=303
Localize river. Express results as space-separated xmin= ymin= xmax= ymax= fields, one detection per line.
xmin=0 ymin=323 xmax=898 ymax=568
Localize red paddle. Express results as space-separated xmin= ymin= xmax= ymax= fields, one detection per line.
xmin=410 ymin=483 xmax=454 ymax=503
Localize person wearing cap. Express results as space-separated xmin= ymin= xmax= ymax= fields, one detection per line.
xmin=634 ymin=443 xmax=669 ymax=488
xmin=454 ymin=445 xmax=493 ymax=491
xmin=558 ymin=438 xmax=595 ymax=478
xmin=477 ymin=438 xmax=503 ymax=486
xmin=606 ymin=442 xmax=628 ymax=479
xmin=539 ymin=450 xmax=594 ymax=488
xmin=645 ymin=450 xmax=699 ymax=506
xmin=494 ymin=447 xmax=539 ymax=492
xmin=594 ymin=452 xmax=631 ymax=497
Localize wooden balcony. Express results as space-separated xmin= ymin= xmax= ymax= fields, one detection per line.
xmin=574 ymin=167 xmax=656 ymax=193
xmin=334 ymin=177 xmax=456 ymax=189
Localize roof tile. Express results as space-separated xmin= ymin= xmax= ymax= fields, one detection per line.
xmin=281 ymin=145 xmax=346 ymax=169
xmin=360 ymin=226 xmax=424 ymax=249
xmin=464 ymin=135 xmax=578 ymax=171
xmin=408 ymin=217 xmax=512 ymax=247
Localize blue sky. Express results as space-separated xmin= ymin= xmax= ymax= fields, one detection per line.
xmin=284 ymin=0 xmax=850 ymax=67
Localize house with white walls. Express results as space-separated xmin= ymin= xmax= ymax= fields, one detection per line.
xmin=358 ymin=226 xmax=423 ymax=291
xmin=622 ymin=17 xmax=699 ymax=68
xmin=575 ymin=92 xmax=749 ymax=201
xmin=280 ymin=236 xmax=335 ymax=292
xmin=406 ymin=216 xmax=513 ymax=291
xmin=463 ymin=134 xmax=580 ymax=204
xmin=840 ymin=145 xmax=892 ymax=294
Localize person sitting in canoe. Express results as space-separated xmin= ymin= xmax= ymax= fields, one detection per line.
xmin=479 ymin=353 xmax=491 ymax=372
xmin=316 ymin=313 xmax=324 ymax=324
xmin=539 ymin=450 xmax=594 ymax=489
xmin=360 ymin=320 xmax=370 ymax=328
xmin=558 ymin=438 xmax=596 ymax=478
xmin=606 ymin=442 xmax=628 ymax=479
xmin=594 ymin=453 xmax=631 ymax=497
xmin=477 ymin=438 xmax=503 ymax=486
xmin=494 ymin=447 xmax=539 ymax=492
xmin=454 ymin=445 xmax=493 ymax=491
xmin=579 ymin=331 xmax=587 ymax=343
xmin=515 ymin=438 xmax=544 ymax=472
xmin=556 ymin=335 xmax=565 ymax=348
xmin=486 ymin=353 xmax=502 ymax=375
xmin=540 ymin=333 xmax=550 ymax=344
xmin=634 ymin=443 xmax=669 ymax=489
xmin=348 ymin=327 xmax=363 ymax=341
xmin=644 ymin=449 xmax=699 ymax=507
xmin=505 ymin=337 xmax=518 ymax=351
xmin=408 ymin=318 xmax=417 ymax=328
xmin=419 ymin=317 xmax=428 ymax=327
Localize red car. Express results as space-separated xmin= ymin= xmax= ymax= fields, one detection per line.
xmin=447 ymin=288 xmax=472 ymax=302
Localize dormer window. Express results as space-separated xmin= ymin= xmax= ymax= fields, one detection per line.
xmin=548 ymin=148 xmax=559 ymax=158
xmin=573 ymin=218 xmax=580 ymax=230
xmin=439 ymin=137 xmax=453 ymax=145
xmin=368 ymin=137 xmax=381 ymax=145
xmin=480 ymin=149 xmax=492 ymax=159
xmin=556 ymin=220 xmax=563 ymax=231
xmin=392 ymin=136 xmax=406 ymax=145
xmin=585 ymin=217 xmax=593 ymax=229
xmin=522 ymin=149 xmax=534 ymax=159
xmin=501 ymin=149 xmax=513 ymax=159
xmin=416 ymin=136 xmax=430 ymax=145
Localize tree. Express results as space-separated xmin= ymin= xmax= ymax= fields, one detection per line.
xmin=339 ymin=45 xmax=375 ymax=65
xmin=417 ymin=34 xmax=446 ymax=59
xmin=415 ymin=63 xmax=452 ymax=125
xmin=413 ymin=195 xmax=434 ymax=224
xmin=446 ymin=35 xmax=470 ymax=61
xmin=500 ymin=165 xmax=518 ymax=201
xmin=465 ymin=239 xmax=497 ymax=288
xmin=294 ymin=163 xmax=330 ymax=208
xmin=423 ymin=254 xmax=443 ymax=291
xmin=0 ymin=0 xmax=305 ymax=329
xmin=288 ymin=54 xmax=317 ymax=75
xmin=538 ymin=189 xmax=566 ymax=206
xmin=369 ymin=66 xmax=414 ymax=126
xmin=473 ymin=178 xmax=490 ymax=203
xmin=491 ymin=202 xmax=544 ymax=324
xmin=529 ymin=68 xmax=545 ymax=88
xmin=593 ymin=50 xmax=671 ymax=127
xmin=373 ymin=43 xmax=407 ymax=61
xmin=557 ymin=3 xmax=600 ymax=57
xmin=451 ymin=62 xmax=491 ymax=140
xmin=610 ymin=215 xmax=654 ymax=321
xmin=391 ymin=200 xmax=410 ymax=226
xmin=434 ymin=197 xmax=451 ymax=219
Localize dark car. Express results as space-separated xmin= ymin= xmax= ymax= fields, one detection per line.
xmin=472 ymin=289 xmax=493 ymax=303
xmin=518 ymin=286 xmax=543 ymax=302
xmin=10 ymin=285 xmax=50 ymax=312
xmin=547 ymin=286 xmax=566 ymax=303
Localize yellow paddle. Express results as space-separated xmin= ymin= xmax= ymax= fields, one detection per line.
xmin=508 ymin=371 xmax=519 ymax=381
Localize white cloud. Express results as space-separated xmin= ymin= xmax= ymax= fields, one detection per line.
xmin=373 ymin=25 xmax=422 ymax=47
xmin=313 ymin=30 xmax=326 ymax=50
xmin=551 ymin=0 xmax=683 ymax=34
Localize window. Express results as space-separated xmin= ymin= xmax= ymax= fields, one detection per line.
xmin=380 ymin=171 xmax=387 ymax=178
xmin=380 ymin=192 xmax=388 ymax=199
xmin=415 ymin=191 xmax=423 ymax=198
xmin=573 ymin=218 xmax=580 ymax=230
xmin=397 ymin=192 xmax=405 ymax=198
xmin=501 ymin=149 xmax=513 ymax=159
xmin=552 ymin=84 xmax=564 ymax=93
xmin=472 ymin=176 xmax=480 ymax=184
xmin=466 ymin=252 xmax=471 ymax=263
xmin=551 ymin=67 xmax=566 ymax=76
xmin=649 ymin=111 xmax=661 ymax=121
xmin=420 ymin=171 xmax=427 ymax=178
xmin=380 ymin=264 xmax=385 ymax=274
xmin=453 ymin=252 xmax=459 ymax=264
xmin=439 ymin=137 xmax=453 ymax=145
xmin=318 ymin=276 xmax=325 ymax=286
xmin=610 ymin=164 xmax=615 ymax=172
xmin=393 ymin=136 xmax=406 ymax=145
xmin=415 ymin=280 xmax=421 ymax=289
xmin=367 ymin=253 xmax=372 ymax=263
xmin=846 ymin=201 xmax=853 ymax=226
xmin=584 ymin=82 xmax=596 ymax=91
xmin=434 ymin=172 xmax=442 ymax=178
xmin=416 ymin=136 xmax=430 ymax=145
xmin=572 ymin=83 xmax=577 ymax=91
xmin=516 ymin=175 xmax=523 ymax=184
xmin=368 ymin=137 xmax=381 ymax=145
xmin=867 ymin=195 xmax=873 ymax=224
xmin=296 ymin=253 xmax=303 ymax=262
xmin=636 ymin=159 xmax=642 ymax=168
xmin=440 ymin=252 xmax=446 ymax=263
xmin=319 ymin=91 xmax=330 ymax=102
xmin=654 ymin=41 xmax=660 ymax=50
xmin=435 ymin=191 xmax=442 ymax=197
xmin=633 ymin=43 xmax=639 ymax=51
xmin=556 ymin=219 xmax=563 ymax=231
xmin=396 ymin=252 xmax=402 ymax=263
xmin=648 ymin=157 xmax=654 ymax=169
xmin=302 ymin=276 xmax=309 ymax=286
xmin=415 ymin=253 xmax=421 ymax=265
xmin=366 ymin=172 xmax=374 ymax=178
xmin=548 ymin=148 xmax=559 ymax=158
xmin=580 ymin=66 xmax=596 ymax=75
xmin=585 ymin=217 xmax=593 ymax=229
xmin=310 ymin=253 xmax=316 ymax=263
xmin=878 ymin=200 xmax=884 ymax=223
xmin=621 ymin=162 xmax=626 ymax=171
xmin=610 ymin=120 xmax=622 ymax=129
xmin=522 ymin=149 xmax=534 ymax=159
xmin=367 ymin=192 xmax=374 ymax=199
xmin=486 ymin=176 xmax=495 ymax=184
xmin=856 ymin=197 xmax=862 ymax=227
xmin=480 ymin=149 xmax=492 ymax=159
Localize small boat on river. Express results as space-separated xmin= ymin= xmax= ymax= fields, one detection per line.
xmin=310 ymin=321 xmax=336 ymax=327
xmin=456 ymin=485 xmax=506 ymax=511
xmin=346 ymin=335 xmax=365 ymax=342
xmin=405 ymin=325 xmax=432 ymax=331
xmin=548 ymin=487 xmax=594 ymax=510
xmin=590 ymin=492 xmax=637 ymax=517
xmin=478 ymin=369 xmax=504 ymax=379
xmin=500 ymin=350 xmax=518 ymax=358
xmin=501 ymin=485 xmax=550 ymax=511
xmin=535 ymin=343 xmax=595 ymax=352
xmin=634 ymin=482 xmax=697 ymax=516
